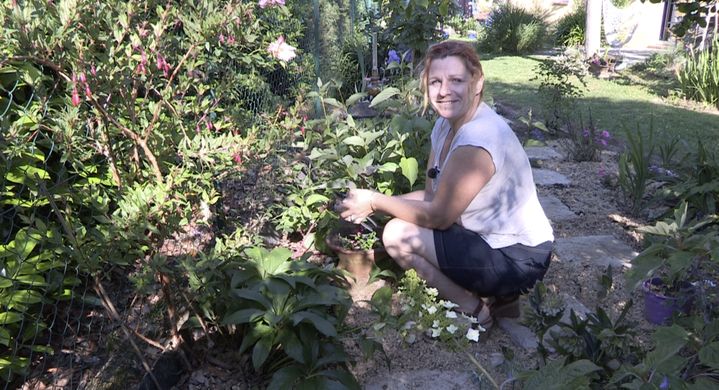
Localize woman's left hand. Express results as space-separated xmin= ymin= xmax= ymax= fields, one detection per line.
xmin=336 ymin=189 xmax=375 ymax=223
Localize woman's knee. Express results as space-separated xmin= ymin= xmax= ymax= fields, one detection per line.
xmin=382 ymin=218 xmax=412 ymax=255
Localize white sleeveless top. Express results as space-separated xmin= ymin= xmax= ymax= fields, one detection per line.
xmin=429 ymin=102 xmax=554 ymax=248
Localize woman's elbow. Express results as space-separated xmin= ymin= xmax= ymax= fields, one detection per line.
xmin=425 ymin=212 xmax=455 ymax=230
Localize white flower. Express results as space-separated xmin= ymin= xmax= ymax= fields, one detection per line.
xmin=446 ymin=324 xmax=458 ymax=334
xmin=422 ymin=304 xmax=437 ymax=315
xmin=466 ymin=328 xmax=480 ymax=342
xmin=432 ymin=320 xmax=440 ymax=328
xmin=441 ymin=301 xmax=459 ymax=309
xmin=425 ymin=287 xmax=439 ymax=297
xmin=430 ymin=328 xmax=441 ymax=338
xmin=267 ymin=36 xmax=297 ymax=62
xmin=445 ymin=310 xmax=457 ymax=319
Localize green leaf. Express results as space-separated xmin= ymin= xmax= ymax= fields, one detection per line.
xmin=0 ymin=311 xmax=23 ymax=325
xmin=399 ymin=157 xmax=418 ymax=186
xmin=342 ymin=136 xmax=365 ymax=147
xmin=306 ymin=194 xmax=329 ymax=206
xmin=698 ymin=342 xmax=719 ymax=369
xmin=252 ymin=335 xmax=273 ymax=370
xmin=292 ymin=311 xmax=337 ymax=337
xmin=281 ymin=330 xmax=305 ymax=364
xmin=222 ymin=308 xmax=264 ymax=325
xmin=0 ymin=327 xmax=10 ymax=346
xmin=231 ymin=288 xmax=273 ymax=309
xmin=346 ymin=93 xmax=367 ymax=107
xmin=317 ymin=369 xmax=361 ymax=390
xmin=369 ymin=87 xmax=400 ymax=107
xmin=267 ymin=365 xmax=303 ymax=390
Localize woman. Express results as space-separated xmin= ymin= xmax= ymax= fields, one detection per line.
xmin=337 ymin=40 xmax=553 ymax=329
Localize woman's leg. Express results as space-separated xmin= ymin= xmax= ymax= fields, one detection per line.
xmin=382 ymin=218 xmax=490 ymax=319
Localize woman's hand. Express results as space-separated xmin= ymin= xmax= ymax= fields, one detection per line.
xmin=336 ymin=189 xmax=376 ymax=223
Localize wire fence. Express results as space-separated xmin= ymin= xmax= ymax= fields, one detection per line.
xmin=0 ymin=3 xmax=369 ymax=388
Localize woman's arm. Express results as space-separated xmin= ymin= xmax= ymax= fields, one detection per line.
xmin=340 ymin=146 xmax=495 ymax=229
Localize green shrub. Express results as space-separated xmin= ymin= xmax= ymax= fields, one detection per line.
xmin=676 ymin=37 xmax=719 ymax=107
xmin=479 ymin=3 xmax=547 ymax=54
xmin=554 ymin=6 xmax=586 ymax=47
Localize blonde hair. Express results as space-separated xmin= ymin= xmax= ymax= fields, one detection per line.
xmin=418 ymin=40 xmax=484 ymax=114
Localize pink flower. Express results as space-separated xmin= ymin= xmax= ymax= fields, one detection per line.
xmin=233 ymin=153 xmax=242 ymax=165
xmin=71 ymin=87 xmax=80 ymax=106
xmin=90 ymin=64 xmax=97 ymax=76
xmin=267 ymin=36 xmax=297 ymax=62
xmin=258 ymin=0 xmax=285 ymax=8
xmin=84 ymin=84 xmax=92 ymax=98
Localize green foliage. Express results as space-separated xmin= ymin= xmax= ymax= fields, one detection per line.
xmin=444 ymin=15 xmax=481 ymax=38
xmin=522 ymin=283 xmax=644 ymax=388
xmin=337 ymin=231 xmax=380 ymax=251
xmin=368 ymin=270 xmax=483 ymax=347
xmin=554 ymin=6 xmax=586 ymax=47
xmin=558 ymin=109 xmax=612 ymax=162
xmin=479 ymin=3 xmax=547 ymax=54
xmin=220 ymin=246 xmax=358 ymax=388
xmin=658 ymin=140 xmax=719 ymax=216
xmin=677 ymin=37 xmax=719 ymax=108
xmin=532 ymin=49 xmax=588 ymax=132
xmin=626 ymin=202 xmax=719 ymax=291
xmin=378 ymin=0 xmax=454 ymax=61
xmin=617 ymin=123 xmax=655 ymax=216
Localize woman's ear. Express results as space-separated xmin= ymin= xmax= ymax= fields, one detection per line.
xmin=475 ymin=76 xmax=484 ymax=96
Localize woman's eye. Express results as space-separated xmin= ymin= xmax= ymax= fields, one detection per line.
xmin=452 ymin=78 xmax=463 ymax=83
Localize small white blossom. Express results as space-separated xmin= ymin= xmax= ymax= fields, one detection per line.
xmin=466 ymin=328 xmax=480 ymax=342
xmin=445 ymin=310 xmax=457 ymax=319
xmin=422 ymin=304 xmax=437 ymax=315
xmin=425 ymin=287 xmax=439 ymax=297
xmin=430 ymin=328 xmax=441 ymax=338
xmin=432 ymin=320 xmax=440 ymax=328
xmin=446 ymin=324 xmax=458 ymax=334
xmin=441 ymin=301 xmax=459 ymax=309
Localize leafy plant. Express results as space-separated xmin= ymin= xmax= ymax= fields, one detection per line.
xmin=554 ymin=5 xmax=586 ymax=47
xmin=368 ymin=270 xmax=484 ymax=348
xmin=626 ymin=202 xmax=719 ymax=292
xmin=617 ymin=123 xmax=656 ymax=216
xmin=558 ymin=109 xmax=612 ymax=162
xmin=676 ymin=36 xmax=719 ymax=108
xmin=532 ymin=49 xmax=588 ymax=133
xmin=221 ymin=246 xmax=359 ymax=388
xmin=337 ymin=230 xmax=380 ymax=251
xmin=522 ymin=282 xmax=644 ymax=387
xmin=479 ymin=3 xmax=548 ymax=54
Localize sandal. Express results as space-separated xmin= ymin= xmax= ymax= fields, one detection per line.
xmin=470 ymin=299 xmax=494 ymax=331
xmin=490 ymin=294 xmax=521 ymax=319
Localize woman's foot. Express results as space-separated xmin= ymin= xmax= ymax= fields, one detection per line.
xmin=463 ymin=299 xmax=493 ymax=330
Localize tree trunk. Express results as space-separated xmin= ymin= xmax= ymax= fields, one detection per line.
xmin=585 ymin=0 xmax=602 ymax=58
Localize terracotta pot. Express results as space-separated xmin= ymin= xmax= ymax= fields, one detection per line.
xmin=642 ymin=277 xmax=694 ymax=325
xmin=325 ymin=226 xmax=387 ymax=284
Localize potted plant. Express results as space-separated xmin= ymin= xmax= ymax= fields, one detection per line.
xmin=627 ymin=202 xmax=718 ymax=325
xmin=325 ymin=220 xmax=387 ymax=285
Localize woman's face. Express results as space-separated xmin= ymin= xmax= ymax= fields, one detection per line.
xmin=427 ymin=56 xmax=482 ymax=125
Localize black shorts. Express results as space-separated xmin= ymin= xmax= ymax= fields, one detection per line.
xmin=434 ymin=224 xmax=553 ymax=297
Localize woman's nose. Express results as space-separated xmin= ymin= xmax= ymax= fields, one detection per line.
xmin=439 ymin=80 xmax=452 ymax=96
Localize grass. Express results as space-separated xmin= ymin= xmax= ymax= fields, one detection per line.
xmin=480 ymin=54 xmax=719 ymax=147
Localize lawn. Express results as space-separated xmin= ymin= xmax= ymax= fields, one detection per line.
xmin=480 ymin=55 xmax=719 ymax=147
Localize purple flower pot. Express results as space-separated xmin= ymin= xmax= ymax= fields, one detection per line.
xmin=642 ymin=278 xmax=694 ymax=325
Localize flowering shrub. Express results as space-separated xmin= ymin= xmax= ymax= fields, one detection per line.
xmin=559 ymin=110 xmax=612 ymax=162
xmin=395 ymin=270 xmax=485 ymax=346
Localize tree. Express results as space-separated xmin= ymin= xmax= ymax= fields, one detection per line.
xmin=585 ymin=0 xmax=602 ymax=58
